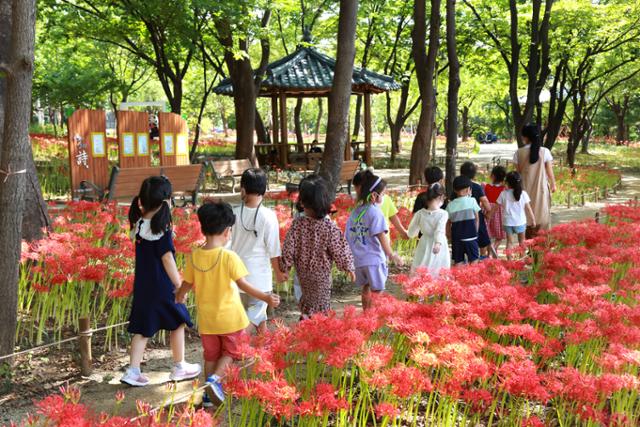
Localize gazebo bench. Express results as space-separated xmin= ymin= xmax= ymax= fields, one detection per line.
xmin=207 ymin=158 xmax=255 ymax=193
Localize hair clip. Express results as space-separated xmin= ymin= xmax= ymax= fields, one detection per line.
xmin=369 ymin=176 xmax=382 ymax=192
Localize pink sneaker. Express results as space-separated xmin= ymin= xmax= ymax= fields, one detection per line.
xmin=120 ymin=368 xmax=150 ymax=387
xmin=169 ymin=362 xmax=201 ymax=382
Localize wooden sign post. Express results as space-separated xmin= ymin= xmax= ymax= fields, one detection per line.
xmin=117 ymin=111 xmax=151 ymax=169
xmin=67 ymin=109 xmax=109 ymax=198
xmin=158 ymin=112 xmax=190 ymax=166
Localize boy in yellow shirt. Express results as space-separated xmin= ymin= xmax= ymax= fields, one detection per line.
xmin=177 ymin=201 xmax=280 ymax=406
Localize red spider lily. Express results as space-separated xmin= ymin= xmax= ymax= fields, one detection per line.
xmin=374 ymin=402 xmax=400 ymax=419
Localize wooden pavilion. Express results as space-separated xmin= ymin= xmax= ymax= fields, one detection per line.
xmin=213 ymin=46 xmax=400 ymax=167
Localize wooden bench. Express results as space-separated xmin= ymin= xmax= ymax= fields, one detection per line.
xmin=337 ymin=160 xmax=361 ymax=194
xmin=207 ymin=158 xmax=254 ymax=193
xmin=285 ymin=159 xmax=360 ymax=195
xmin=79 ymin=164 xmax=204 ymax=205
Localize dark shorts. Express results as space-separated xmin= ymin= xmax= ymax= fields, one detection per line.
xmin=478 ymin=213 xmax=491 ymax=248
xmin=452 ymin=239 xmax=480 ymax=264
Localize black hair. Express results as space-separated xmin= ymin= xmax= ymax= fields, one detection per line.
xmin=424 ymin=166 xmax=444 ymax=185
xmin=128 ymin=176 xmax=173 ymax=234
xmin=298 ymin=174 xmax=332 ymax=219
xmin=453 ymin=175 xmax=472 ymax=192
xmin=352 ymin=169 xmax=366 ymax=187
xmin=460 ymin=161 xmax=477 ymax=180
xmin=491 ymin=165 xmax=507 ymax=183
xmin=426 ymin=183 xmax=445 ymax=203
xmin=240 ymin=168 xmax=267 ymax=196
xmin=522 ymin=124 xmax=541 ymax=165
xmin=197 ymin=200 xmax=236 ymax=235
xmin=359 ymin=172 xmax=387 ymax=203
xmin=506 ymin=171 xmax=523 ymax=201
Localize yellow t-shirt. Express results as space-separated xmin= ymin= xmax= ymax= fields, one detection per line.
xmin=379 ymin=194 xmax=398 ymax=227
xmin=184 ymin=247 xmax=249 ymax=335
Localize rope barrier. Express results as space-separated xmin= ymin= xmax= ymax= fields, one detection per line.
xmin=0 ymin=305 xmax=196 ymax=362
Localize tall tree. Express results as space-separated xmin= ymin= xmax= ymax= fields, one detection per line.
xmin=463 ymin=0 xmax=553 ymax=146
xmin=445 ymin=0 xmax=459 ymax=195
xmin=320 ymin=0 xmax=358 ymax=192
xmin=204 ymin=4 xmax=272 ymax=161
xmin=50 ymin=0 xmax=201 ymax=114
xmin=409 ymin=0 xmax=441 ymax=184
xmin=379 ymin=0 xmax=420 ymax=163
xmin=0 ymin=0 xmax=37 ymax=357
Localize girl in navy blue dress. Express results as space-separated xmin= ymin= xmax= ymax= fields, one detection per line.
xmin=121 ymin=176 xmax=201 ymax=386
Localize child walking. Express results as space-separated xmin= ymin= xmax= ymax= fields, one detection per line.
xmin=413 ymin=166 xmax=447 ymax=213
xmin=353 ymin=169 xmax=408 ymax=240
xmin=407 ymin=183 xmax=450 ymax=278
xmin=497 ymin=171 xmax=536 ymax=257
xmin=231 ymin=168 xmax=285 ymax=334
xmin=121 ymin=176 xmax=201 ymax=387
xmin=346 ymin=173 xmax=403 ymax=309
xmin=484 ymin=166 xmax=507 ymax=258
xmin=280 ymin=174 xmax=355 ymax=318
xmin=459 ymin=162 xmax=492 ymax=258
xmin=446 ymin=176 xmax=482 ymax=264
xmin=176 ymin=201 xmax=280 ymax=405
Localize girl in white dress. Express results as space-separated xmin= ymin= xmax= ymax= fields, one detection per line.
xmin=407 ymin=183 xmax=451 ymax=278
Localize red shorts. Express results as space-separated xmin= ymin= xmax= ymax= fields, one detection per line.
xmin=201 ymin=330 xmax=247 ymax=362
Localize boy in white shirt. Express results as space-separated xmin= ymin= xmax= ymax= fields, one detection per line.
xmin=231 ymin=168 xmax=285 ymax=333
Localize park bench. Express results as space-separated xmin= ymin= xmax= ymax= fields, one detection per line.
xmin=285 ymin=159 xmax=360 ymax=195
xmin=79 ymin=164 xmax=204 ymax=205
xmin=206 ymin=158 xmax=254 ymax=193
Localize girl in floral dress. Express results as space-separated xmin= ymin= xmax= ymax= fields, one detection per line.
xmin=280 ymin=175 xmax=355 ymax=318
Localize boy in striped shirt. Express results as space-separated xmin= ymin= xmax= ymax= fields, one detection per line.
xmin=446 ymin=176 xmax=481 ymax=264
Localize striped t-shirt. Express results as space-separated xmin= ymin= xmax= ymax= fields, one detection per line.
xmin=446 ymin=196 xmax=481 ymax=241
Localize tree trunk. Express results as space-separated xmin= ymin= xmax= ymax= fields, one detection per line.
xmin=0 ymin=0 xmax=36 ymax=358
xmin=220 ymin=103 xmax=229 ymax=137
xmin=445 ymin=0 xmax=459 ymax=195
xmin=409 ymin=0 xmax=440 ymax=184
xmin=255 ymin=108 xmax=269 ymax=145
xmin=294 ymin=98 xmax=304 ymax=152
xmin=461 ymin=105 xmax=469 ymax=142
xmin=226 ymin=57 xmax=257 ymax=161
xmin=314 ymin=98 xmax=323 ymax=142
xmin=319 ymin=0 xmax=358 ymax=192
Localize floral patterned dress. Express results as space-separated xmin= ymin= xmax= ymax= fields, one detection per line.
xmin=280 ymin=216 xmax=354 ymax=317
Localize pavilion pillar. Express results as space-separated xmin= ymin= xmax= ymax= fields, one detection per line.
xmin=279 ymin=92 xmax=288 ymax=167
xmin=271 ymin=96 xmax=279 ymax=147
xmin=364 ymin=92 xmax=372 ymax=166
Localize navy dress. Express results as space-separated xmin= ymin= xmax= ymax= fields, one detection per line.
xmin=128 ymin=220 xmax=193 ymax=337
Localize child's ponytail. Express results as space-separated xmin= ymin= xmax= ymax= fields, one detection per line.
xmin=150 ymin=201 xmax=172 ymax=235
xmin=506 ymin=171 xmax=523 ymax=202
xmin=129 ymin=176 xmax=173 ymax=233
xmin=128 ymin=196 xmax=142 ymax=231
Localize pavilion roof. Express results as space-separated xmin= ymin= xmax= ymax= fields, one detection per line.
xmin=213 ymin=46 xmax=400 ymax=97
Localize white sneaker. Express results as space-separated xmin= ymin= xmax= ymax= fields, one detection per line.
xmin=169 ymin=362 xmax=201 ymax=381
xmin=120 ymin=368 xmax=150 ymax=387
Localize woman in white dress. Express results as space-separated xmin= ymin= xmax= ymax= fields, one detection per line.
xmin=407 ymin=183 xmax=450 ymax=278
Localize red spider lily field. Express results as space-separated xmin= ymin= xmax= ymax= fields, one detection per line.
xmin=10 ymin=193 xmax=640 ymax=426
